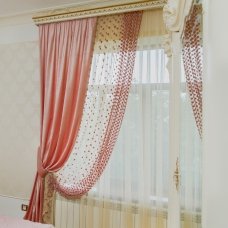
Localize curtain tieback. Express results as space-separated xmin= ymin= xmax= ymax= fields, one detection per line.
xmin=37 ymin=147 xmax=48 ymax=178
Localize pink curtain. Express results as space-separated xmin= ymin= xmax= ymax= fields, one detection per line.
xmin=24 ymin=18 xmax=97 ymax=222
xmin=182 ymin=5 xmax=203 ymax=137
xmin=55 ymin=12 xmax=142 ymax=197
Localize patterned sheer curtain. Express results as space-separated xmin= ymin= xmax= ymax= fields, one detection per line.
xmin=55 ymin=9 xmax=169 ymax=228
xmin=182 ymin=5 xmax=203 ymax=137
xmin=180 ymin=5 xmax=202 ymax=227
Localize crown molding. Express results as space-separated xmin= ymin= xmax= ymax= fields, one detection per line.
xmin=0 ymin=0 xmax=167 ymax=27
xmin=32 ymin=0 xmax=167 ymax=25
xmin=0 ymin=13 xmax=34 ymax=27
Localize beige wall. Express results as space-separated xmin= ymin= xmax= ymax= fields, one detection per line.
xmin=203 ymin=0 xmax=228 ymax=227
xmin=0 ymin=195 xmax=28 ymax=218
xmin=0 ymin=18 xmax=39 ymax=199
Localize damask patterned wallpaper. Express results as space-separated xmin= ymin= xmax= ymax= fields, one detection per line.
xmin=0 ymin=41 xmax=40 ymax=199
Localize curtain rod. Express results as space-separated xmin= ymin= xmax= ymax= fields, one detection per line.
xmin=33 ymin=0 xmax=167 ymax=25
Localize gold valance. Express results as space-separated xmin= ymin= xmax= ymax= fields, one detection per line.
xmin=33 ymin=0 xmax=167 ymax=25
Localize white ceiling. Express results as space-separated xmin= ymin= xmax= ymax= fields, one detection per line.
xmin=0 ymin=0 xmax=104 ymax=17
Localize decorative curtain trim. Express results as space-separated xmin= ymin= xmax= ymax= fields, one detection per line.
xmin=24 ymin=17 xmax=97 ymax=222
xmin=32 ymin=0 xmax=165 ymax=25
xmin=54 ymin=11 xmax=142 ymax=197
xmin=182 ymin=5 xmax=203 ymax=137
xmin=42 ymin=173 xmax=56 ymax=224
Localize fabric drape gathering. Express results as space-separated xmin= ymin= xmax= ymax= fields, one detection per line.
xmin=182 ymin=5 xmax=203 ymax=138
xmin=24 ymin=18 xmax=97 ymax=222
xmin=180 ymin=82 xmax=202 ymax=227
xmin=25 ymin=11 xmax=142 ymax=223
xmin=44 ymin=9 xmax=166 ymax=225
xmin=55 ymin=11 xmax=142 ymax=197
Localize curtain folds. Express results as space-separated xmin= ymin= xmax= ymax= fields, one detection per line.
xmin=182 ymin=5 xmax=203 ymax=137
xmin=24 ymin=18 xmax=97 ymax=222
xmin=55 ymin=11 xmax=142 ymax=197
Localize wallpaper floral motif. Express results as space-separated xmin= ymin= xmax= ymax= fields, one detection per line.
xmin=0 ymin=41 xmax=40 ymax=199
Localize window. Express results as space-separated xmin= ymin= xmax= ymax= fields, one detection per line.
xmin=89 ymin=48 xmax=169 ymax=210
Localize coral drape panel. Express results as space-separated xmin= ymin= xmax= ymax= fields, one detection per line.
xmin=24 ymin=18 xmax=97 ymax=222
xmin=182 ymin=5 xmax=203 ymax=137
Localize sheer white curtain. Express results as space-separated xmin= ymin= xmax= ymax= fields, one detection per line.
xmin=90 ymin=47 xmax=169 ymax=217
xmin=55 ymin=46 xmax=169 ymax=228
xmin=180 ymin=63 xmax=202 ymax=228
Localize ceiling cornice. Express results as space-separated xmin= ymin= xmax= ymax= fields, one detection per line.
xmin=0 ymin=13 xmax=34 ymax=27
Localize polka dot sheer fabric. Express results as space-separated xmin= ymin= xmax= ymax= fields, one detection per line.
xmin=54 ymin=12 xmax=142 ymax=197
xmin=182 ymin=5 xmax=203 ymax=138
